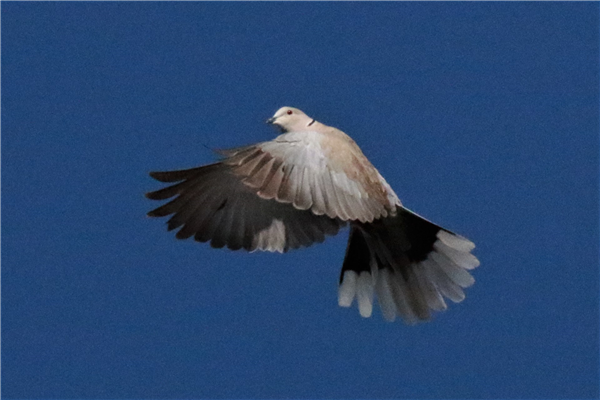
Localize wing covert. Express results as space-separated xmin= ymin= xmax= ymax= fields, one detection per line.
xmin=223 ymin=132 xmax=396 ymax=223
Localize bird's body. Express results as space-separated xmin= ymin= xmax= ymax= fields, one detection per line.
xmin=147 ymin=107 xmax=479 ymax=322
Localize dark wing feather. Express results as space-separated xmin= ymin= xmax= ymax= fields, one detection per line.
xmin=147 ymin=161 xmax=346 ymax=253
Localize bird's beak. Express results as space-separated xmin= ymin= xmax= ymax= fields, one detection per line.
xmin=265 ymin=117 xmax=276 ymax=124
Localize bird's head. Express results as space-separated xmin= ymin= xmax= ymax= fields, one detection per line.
xmin=266 ymin=106 xmax=316 ymax=133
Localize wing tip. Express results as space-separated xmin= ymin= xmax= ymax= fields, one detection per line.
xmin=145 ymin=191 xmax=160 ymax=200
xmin=149 ymin=171 xmax=170 ymax=182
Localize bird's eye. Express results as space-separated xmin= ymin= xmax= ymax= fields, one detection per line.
xmin=287 ymin=110 xmax=293 ymax=115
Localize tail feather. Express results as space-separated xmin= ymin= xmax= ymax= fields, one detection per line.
xmin=338 ymin=206 xmax=478 ymax=323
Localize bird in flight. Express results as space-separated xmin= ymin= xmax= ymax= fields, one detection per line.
xmin=146 ymin=107 xmax=479 ymax=323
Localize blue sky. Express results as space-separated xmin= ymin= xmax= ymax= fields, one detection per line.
xmin=2 ymin=2 xmax=598 ymax=398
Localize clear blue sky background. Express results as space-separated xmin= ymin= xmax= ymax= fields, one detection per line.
xmin=2 ymin=3 xmax=598 ymax=399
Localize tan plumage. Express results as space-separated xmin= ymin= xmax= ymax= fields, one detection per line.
xmin=147 ymin=106 xmax=479 ymax=323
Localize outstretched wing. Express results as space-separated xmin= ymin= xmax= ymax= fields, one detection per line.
xmin=146 ymin=162 xmax=345 ymax=253
xmin=146 ymin=130 xmax=397 ymax=252
xmin=223 ymin=131 xmax=398 ymax=223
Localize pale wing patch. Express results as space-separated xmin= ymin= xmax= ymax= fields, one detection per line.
xmin=253 ymin=219 xmax=286 ymax=253
xmin=225 ymin=132 xmax=393 ymax=223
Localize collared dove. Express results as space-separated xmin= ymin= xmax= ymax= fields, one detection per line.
xmin=146 ymin=106 xmax=479 ymax=323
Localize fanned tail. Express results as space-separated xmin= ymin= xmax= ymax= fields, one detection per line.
xmin=338 ymin=206 xmax=479 ymax=323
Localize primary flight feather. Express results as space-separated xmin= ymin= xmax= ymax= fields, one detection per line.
xmin=146 ymin=106 xmax=479 ymax=323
